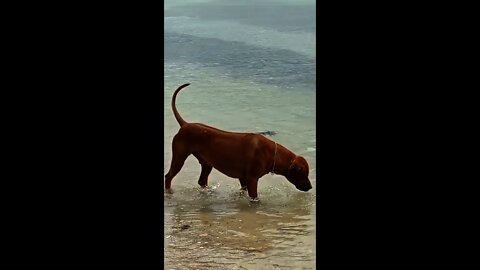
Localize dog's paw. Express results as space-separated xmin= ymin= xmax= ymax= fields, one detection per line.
xmin=238 ymin=187 xmax=248 ymax=196
xmin=198 ymin=186 xmax=210 ymax=193
xmin=165 ymin=188 xmax=174 ymax=194
xmin=249 ymin=197 xmax=260 ymax=202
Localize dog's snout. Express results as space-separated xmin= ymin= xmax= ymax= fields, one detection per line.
xmin=298 ymin=184 xmax=312 ymax=192
xmin=306 ymin=182 xmax=313 ymax=191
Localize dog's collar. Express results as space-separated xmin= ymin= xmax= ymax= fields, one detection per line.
xmin=270 ymin=142 xmax=278 ymax=175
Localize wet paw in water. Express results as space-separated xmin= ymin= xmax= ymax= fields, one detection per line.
xmin=249 ymin=197 xmax=260 ymax=203
xmin=198 ymin=183 xmax=221 ymax=194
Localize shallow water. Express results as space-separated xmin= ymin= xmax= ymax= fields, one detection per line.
xmin=164 ymin=0 xmax=316 ymax=269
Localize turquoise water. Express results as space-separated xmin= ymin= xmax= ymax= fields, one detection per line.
xmin=164 ymin=0 xmax=316 ymax=269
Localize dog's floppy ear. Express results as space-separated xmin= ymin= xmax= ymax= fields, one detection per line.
xmin=289 ymin=160 xmax=302 ymax=177
xmin=293 ymin=164 xmax=302 ymax=175
xmin=291 ymin=157 xmax=309 ymax=177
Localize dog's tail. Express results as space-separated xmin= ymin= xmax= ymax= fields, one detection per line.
xmin=171 ymin=83 xmax=190 ymax=127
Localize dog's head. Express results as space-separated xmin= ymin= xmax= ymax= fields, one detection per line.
xmin=286 ymin=156 xmax=312 ymax=192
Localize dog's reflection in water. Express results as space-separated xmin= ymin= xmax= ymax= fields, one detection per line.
xmin=166 ymin=192 xmax=313 ymax=253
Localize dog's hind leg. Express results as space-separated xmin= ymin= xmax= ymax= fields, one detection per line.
xmin=239 ymin=178 xmax=247 ymax=191
xmin=165 ymin=136 xmax=191 ymax=192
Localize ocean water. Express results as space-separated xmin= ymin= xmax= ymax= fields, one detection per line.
xmin=164 ymin=0 xmax=316 ymax=269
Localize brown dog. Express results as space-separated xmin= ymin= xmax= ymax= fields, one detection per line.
xmin=165 ymin=83 xmax=312 ymax=200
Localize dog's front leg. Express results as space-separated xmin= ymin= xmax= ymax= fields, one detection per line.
xmin=246 ymin=177 xmax=259 ymax=201
xmin=197 ymin=163 xmax=213 ymax=188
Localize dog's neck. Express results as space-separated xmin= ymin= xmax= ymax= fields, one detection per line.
xmin=270 ymin=143 xmax=297 ymax=177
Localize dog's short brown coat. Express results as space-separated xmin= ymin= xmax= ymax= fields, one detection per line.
xmin=165 ymin=83 xmax=312 ymax=199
